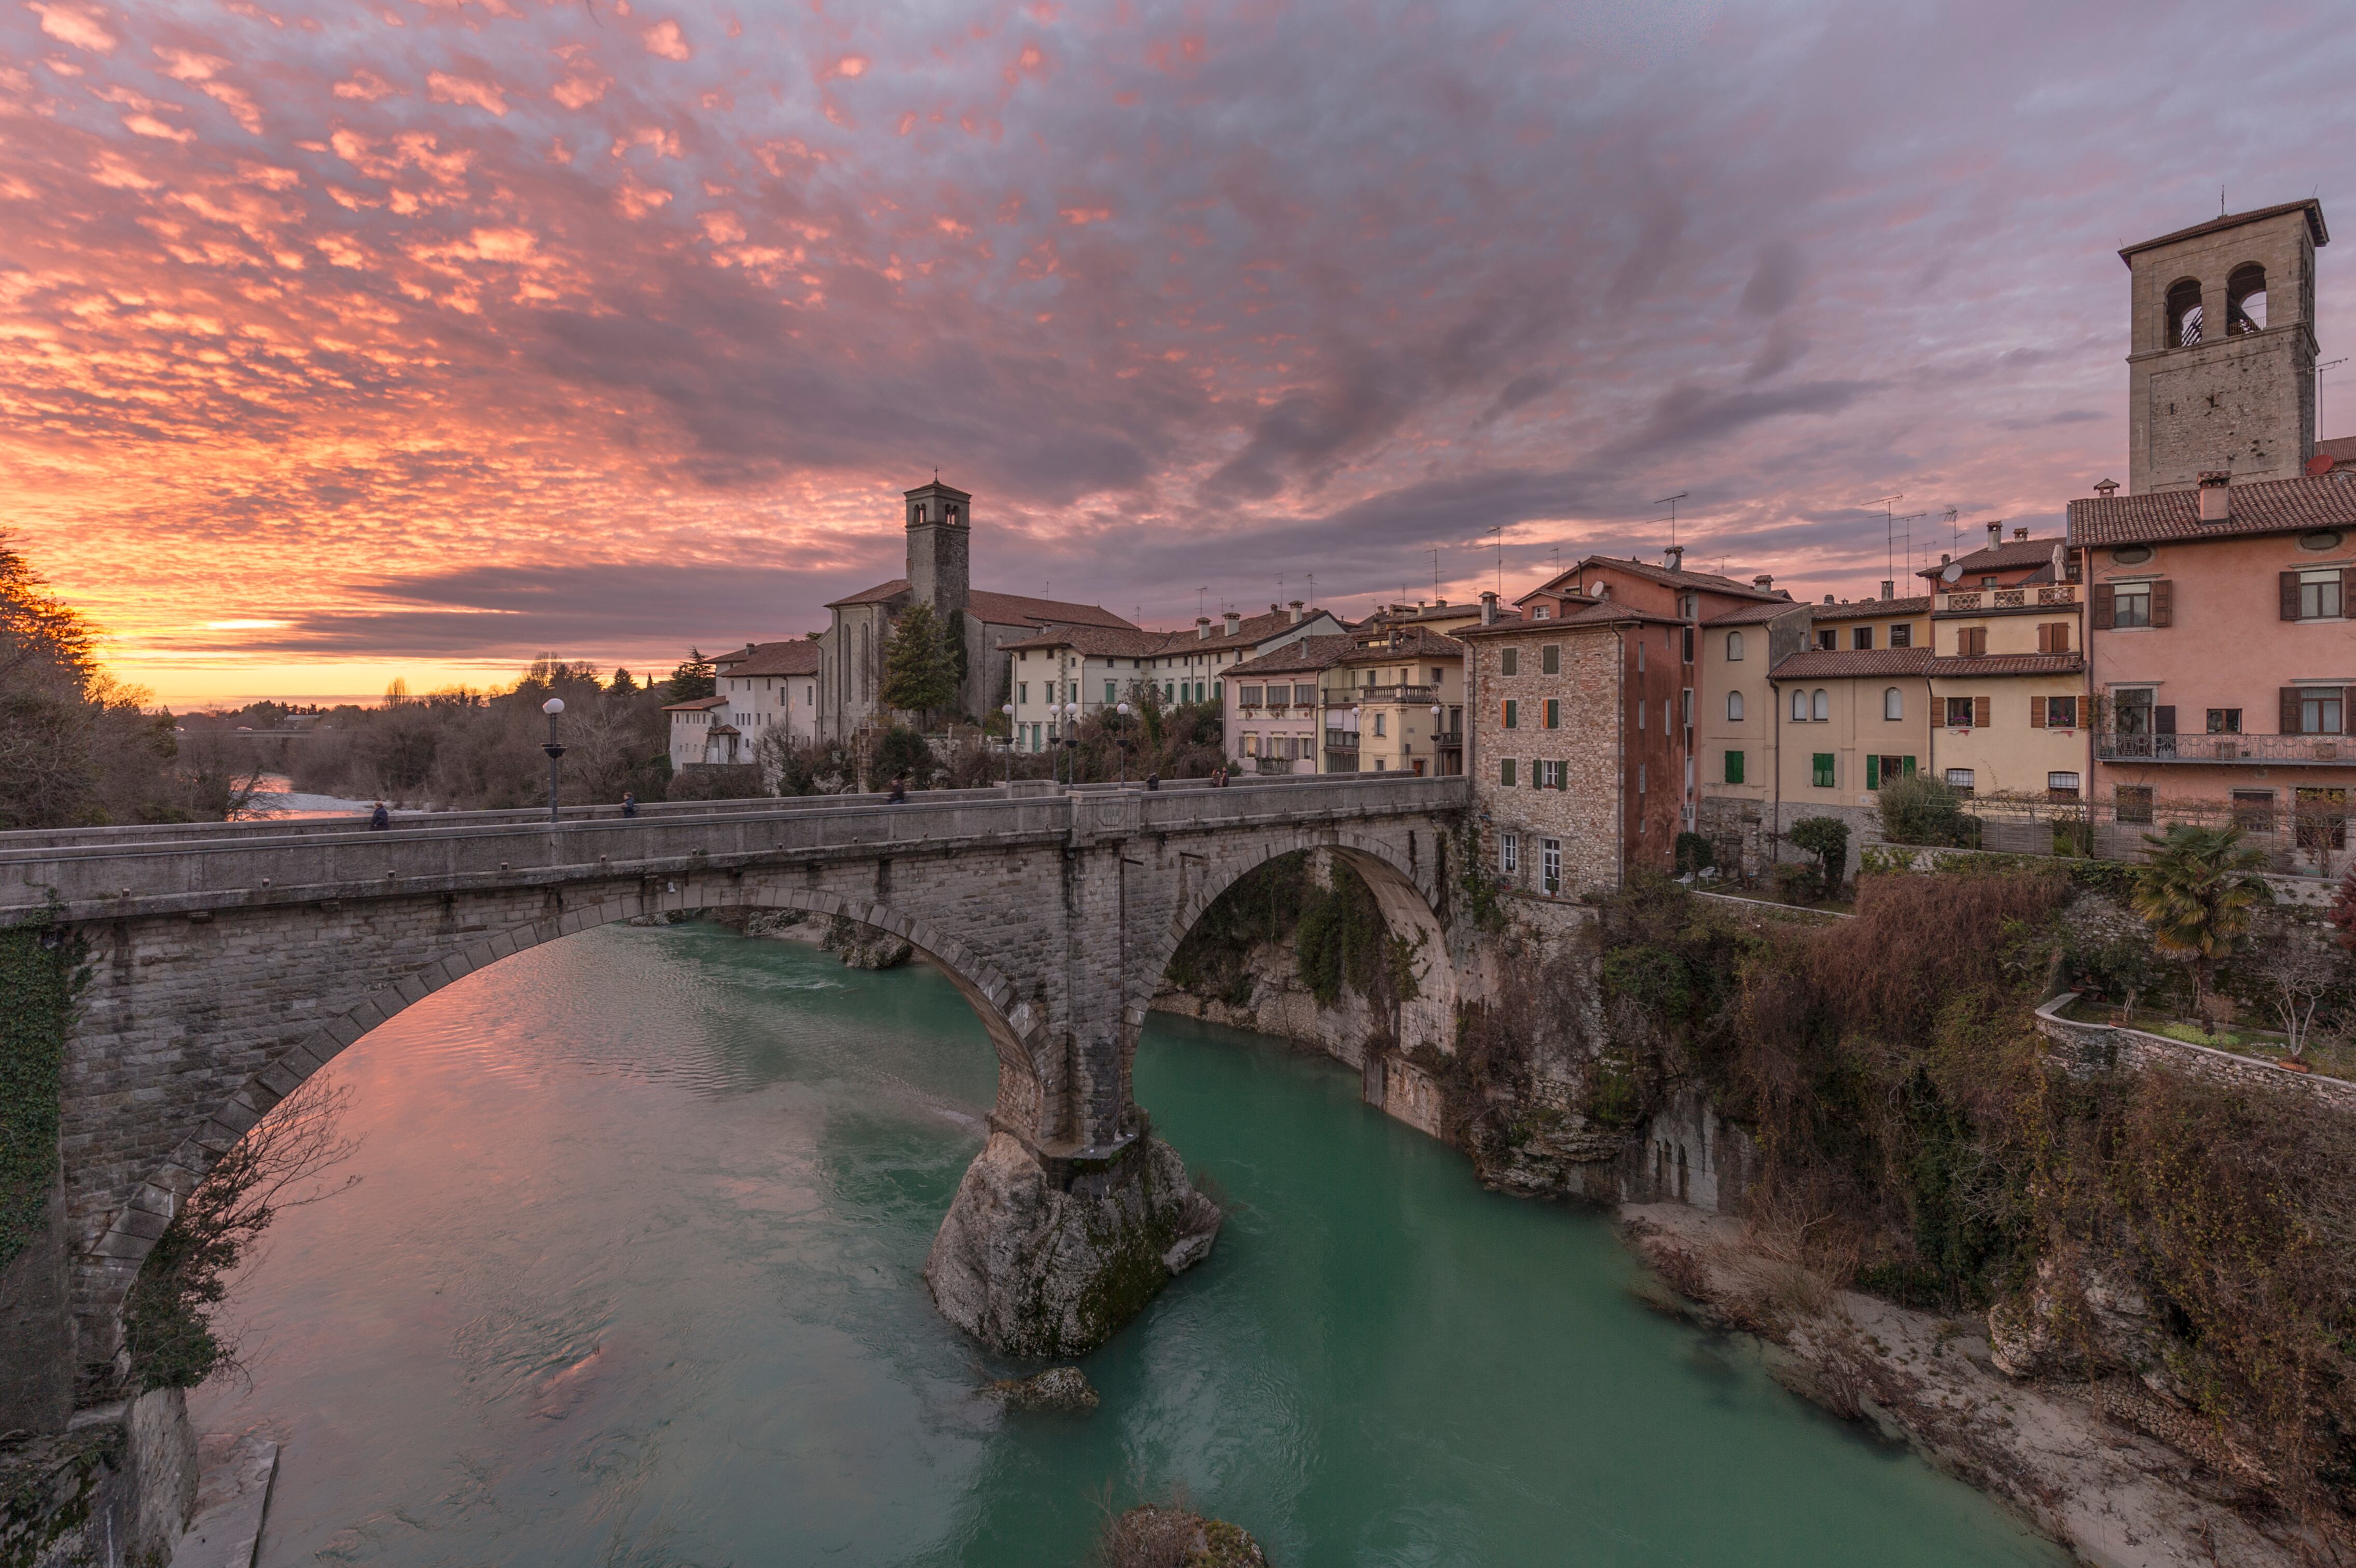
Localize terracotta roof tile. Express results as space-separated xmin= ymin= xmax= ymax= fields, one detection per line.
xmin=2116 ymin=199 xmax=2326 ymax=265
xmin=1768 ymin=648 xmax=1935 ymax=680
xmin=1701 ymin=600 xmax=1805 ymax=628
xmin=1809 ymin=595 xmax=1933 ymax=621
xmin=716 ymin=639 xmax=822 ymax=677
xmin=2066 ymin=473 xmax=2356 ymax=547
xmin=1927 ymin=655 xmax=2086 ymax=678
xmin=1917 ymin=537 xmax=2064 ymax=578
xmin=1227 ymin=635 xmax=1361 ymax=677
xmin=662 ymin=695 xmax=730 ymax=712
xmin=966 ymin=589 xmax=1137 ymax=630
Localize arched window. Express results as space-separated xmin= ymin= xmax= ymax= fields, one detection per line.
xmin=1726 ymin=690 xmax=1744 ymax=722
xmin=1883 ymin=686 xmax=1903 ymax=720
xmin=1725 ymin=630 xmax=1745 ymax=661
xmin=1791 ymin=688 xmax=1807 ymax=721
xmin=2227 ymin=263 xmax=2266 ymax=335
xmin=1811 ymin=688 xmax=1830 ymax=721
xmin=2166 ymin=277 xmax=2203 ymax=348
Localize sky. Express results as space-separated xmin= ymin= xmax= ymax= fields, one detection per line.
xmin=5 ymin=0 xmax=2354 ymax=707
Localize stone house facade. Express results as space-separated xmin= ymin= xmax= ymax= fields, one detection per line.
xmin=664 ymin=637 xmax=823 ymax=775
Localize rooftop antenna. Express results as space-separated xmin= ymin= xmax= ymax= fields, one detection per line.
xmin=1490 ymin=524 xmax=1503 ymax=595
xmin=1431 ymin=547 xmax=1441 ymax=602
xmin=1944 ymin=507 xmax=1959 ymax=555
xmin=1197 ymin=585 xmax=1209 ymax=618
xmin=2320 ymin=358 xmax=2348 ymax=437
xmin=1307 ymin=572 xmax=1316 ymax=606
xmin=1654 ymin=491 xmax=1689 ymax=548
xmin=1862 ymin=493 xmax=1902 ymax=583
xmin=1893 ymin=510 xmax=1928 ymax=584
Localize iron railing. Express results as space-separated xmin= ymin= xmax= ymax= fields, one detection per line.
xmin=2094 ymin=732 xmax=2351 ymax=765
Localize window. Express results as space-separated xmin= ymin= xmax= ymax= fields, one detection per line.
xmin=2207 ymin=708 xmax=2242 ymax=734
xmin=1811 ymin=753 xmax=1835 ymax=788
xmin=1373 ymin=713 xmax=1387 ymax=738
xmin=1533 ymin=605 xmax=1551 ymax=620
xmin=1242 ymin=732 xmax=1259 ymax=756
xmin=2114 ymin=688 xmax=2155 ymax=733
xmin=1680 ymin=689 xmax=1692 ymax=726
xmin=1537 ymin=759 xmax=1568 ymax=789
xmin=1294 ymin=683 xmax=1318 ymax=706
xmin=1503 ymin=699 xmax=1519 ymax=730
xmin=1956 ymin=626 xmax=1988 ymax=657
xmin=1946 ymin=696 xmax=1976 ymax=728
xmin=1945 ymin=768 xmax=1976 ymax=794
xmin=1105 ymin=679 xmax=1117 ymax=703
xmin=2112 ymin=545 xmax=2153 ymax=566
xmin=1636 ymin=700 xmax=1644 ymax=731
xmin=1540 ymin=644 xmax=1561 ymax=675
xmin=1725 ymin=750 xmax=1745 ymax=784
xmin=1637 ymin=640 xmax=1645 ymax=672
xmin=1541 ymin=838 xmax=1562 ymax=894
xmin=2291 ymin=688 xmax=2346 ymax=736
xmin=2035 ymin=621 xmax=2071 ymax=655
xmin=1682 ymin=627 xmax=1695 ymax=663
xmin=2231 ymin=789 xmax=2275 ymax=831
xmin=2114 ymin=786 xmax=2154 ymax=825
xmin=2166 ymin=276 xmax=2202 ymax=348
xmin=2047 ymin=772 xmax=2082 ymax=799
xmin=1888 ymin=623 xmax=1911 ymax=648
xmin=2111 ymin=583 xmax=2152 ymax=628
xmin=1240 ymin=685 xmax=1263 ymax=707
xmin=1726 ymin=631 xmax=1745 ymax=661
xmin=2226 ymin=262 xmax=2266 ymax=335
xmin=1791 ymin=688 xmax=1807 ymax=722
xmin=1543 ymin=699 xmax=1561 ymax=729
xmin=1501 ymin=647 xmax=1521 ymax=677
xmin=1726 ymin=691 xmax=1745 ymax=722
xmin=1499 ymin=758 xmax=1517 ymax=787
xmin=1500 ymin=832 xmax=1518 ymax=875
xmin=1638 ymin=764 xmax=1646 ymax=794
xmin=2288 ymin=571 xmax=2346 ymax=620
xmin=1679 ymin=593 xmax=1698 ymax=620
xmin=2033 ymin=696 xmax=2080 ymax=729
xmin=1882 ymin=687 xmax=1903 ymax=720
xmin=1852 ymin=626 xmax=1874 ymax=651
xmin=1816 ymin=628 xmax=1837 ymax=651
xmin=1865 ymin=755 xmax=1915 ymax=788
xmin=2301 ymin=531 xmax=2346 ymax=552
xmin=1811 ymin=689 xmax=1829 ymax=721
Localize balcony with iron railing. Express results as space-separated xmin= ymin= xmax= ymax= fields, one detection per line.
xmin=1325 ymin=728 xmax=1361 ymax=752
xmin=2096 ymin=731 xmax=2352 ymax=766
xmin=1328 ymin=684 xmax=1438 ymax=706
xmin=1938 ymin=584 xmax=2077 ymax=614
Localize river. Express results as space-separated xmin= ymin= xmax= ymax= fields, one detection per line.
xmin=191 ymin=920 xmax=2068 ymax=1566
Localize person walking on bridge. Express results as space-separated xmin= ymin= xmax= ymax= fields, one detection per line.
xmin=886 ymin=772 xmax=909 ymax=804
xmin=369 ymin=801 xmax=390 ymax=830
xmin=620 ymin=792 xmax=638 ymax=818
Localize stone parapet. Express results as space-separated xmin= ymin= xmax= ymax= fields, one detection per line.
xmin=2032 ymin=993 xmax=2356 ymax=1106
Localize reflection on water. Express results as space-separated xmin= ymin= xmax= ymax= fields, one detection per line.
xmin=193 ymin=923 xmax=2065 ymax=1567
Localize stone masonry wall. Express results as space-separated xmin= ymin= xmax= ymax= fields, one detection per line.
xmin=1471 ymin=629 xmax=1624 ymax=895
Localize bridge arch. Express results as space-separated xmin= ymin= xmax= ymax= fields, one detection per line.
xmin=80 ymin=877 xmax=1048 ymax=1357
xmin=1119 ymin=826 xmax=1461 ymax=1091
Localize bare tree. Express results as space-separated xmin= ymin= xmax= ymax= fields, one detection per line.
xmin=2253 ymin=925 xmax=2346 ymax=1060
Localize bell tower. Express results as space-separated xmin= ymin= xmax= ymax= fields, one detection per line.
xmin=2122 ymin=200 xmax=2326 ymax=493
xmin=904 ymin=477 xmax=972 ymax=632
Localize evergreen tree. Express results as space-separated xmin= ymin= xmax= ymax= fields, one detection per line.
xmin=2132 ymin=824 xmax=2270 ymax=1033
xmin=667 ymin=648 xmax=716 ymax=702
xmin=880 ymin=606 xmax=959 ymax=728
xmin=609 ymin=668 xmax=639 ymax=696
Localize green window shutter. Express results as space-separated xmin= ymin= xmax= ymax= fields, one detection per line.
xmin=1866 ymin=755 xmax=1880 ymax=790
xmin=1904 ymin=756 xmax=1917 ymax=775
xmin=1503 ymin=698 xmax=1518 ymax=729
xmin=1725 ymin=750 xmax=1744 ymax=785
xmin=1812 ymin=753 xmax=1835 ymax=788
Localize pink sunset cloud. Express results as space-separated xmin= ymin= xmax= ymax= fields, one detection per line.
xmin=0 ymin=0 xmax=2350 ymax=706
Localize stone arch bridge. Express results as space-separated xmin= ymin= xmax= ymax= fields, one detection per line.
xmin=2 ymin=774 xmax=1471 ymax=1400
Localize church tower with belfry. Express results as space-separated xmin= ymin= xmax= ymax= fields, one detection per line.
xmin=2121 ymin=199 xmax=2326 ymax=493
xmin=904 ymin=478 xmax=972 ymax=631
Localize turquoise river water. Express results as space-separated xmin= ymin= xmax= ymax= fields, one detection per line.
xmin=191 ymin=920 xmax=2069 ymax=1566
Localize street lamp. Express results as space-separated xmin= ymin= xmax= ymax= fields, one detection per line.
xmin=1000 ymin=703 xmax=1016 ymax=786
xmin=1061 ymin=701 xmax=1081 ymax=785
xmin=1433 ymin=704 xmax=1447 ymax=778
xmin=1115 ymin=701 xmax=1132 ymax=784
xmin=541 ymin=697 xmax=566 ymax=824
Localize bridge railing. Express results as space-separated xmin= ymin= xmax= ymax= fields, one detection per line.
xmin=0 ymin=774 xmax=1468 ymax=922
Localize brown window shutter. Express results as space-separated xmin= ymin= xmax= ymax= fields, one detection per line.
xmin=1974 ymin=695 xmax=1991 ymax=728
xmin=2345 ymin=570 xmax=2356 ymax=611
xmin=2154 ymin=705 xmax=2175 ymax=735
xmin=2030 ymin=698 xmax=2046 ymax=728
xmin=2282 ymin=572 xmax=2302 ymax=620
xmin=2150 ymin=579 xmax=2172 ymax=626
xmin=2035 ymin=622 xmax=2052 ymax=655
xmin=2281 ymin=688 xmax=2302 ymax=734
xmin=2054 ymin=621 xmax=2070 ymax=654
xmin=2091 ymin=583 xmax=2115 ymax=629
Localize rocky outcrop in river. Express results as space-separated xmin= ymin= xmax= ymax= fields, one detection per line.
xmin=924 ymin=1132 xmax=1222 ymax=1359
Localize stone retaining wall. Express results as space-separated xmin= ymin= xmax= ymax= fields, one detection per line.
xmin=2032 ymin=993 xmax=2356 ymax=1106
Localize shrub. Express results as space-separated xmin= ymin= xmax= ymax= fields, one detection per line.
xmin=1875 ymin=772 xmax=1965 ymax=847
xmin=1787 ymin=816 xmax=1850 ymax=894
xmin=1673 ymin=831 xmax=1716 ymax=876
xmin=1769 ymin=861 xmax=1820 ymax=905
xmin=870 ymin=724 xmax=937 ymax=789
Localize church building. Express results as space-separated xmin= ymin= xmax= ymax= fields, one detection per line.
xmin=815 ymin=480 xmax=1137 ymax=740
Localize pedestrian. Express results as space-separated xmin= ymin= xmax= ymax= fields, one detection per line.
xmin=887 ymin=772 xmax=909 ymax=804
xmin=620 ymin=792 xmax=638 ymax=818
xmin=1145 ymin=770 xmax=1160 ymax=792
xmin=369 ymin=801 xmax=390 ymax=830
xmin=1213 ymin=765 xmax=1229 ymax=788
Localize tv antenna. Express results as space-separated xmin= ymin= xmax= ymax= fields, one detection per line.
xmin=1893 ymin=510 xmax=1929 ymax=584
xmin=1431 ymin=547 xmax=1442 ymax=602
xmin=1490 ymin=524 xmax=1503 ymax=595
xmin=1862 ymin=493 xmax=1903 ymax=583
xmin=2320 ymin=358 xmax=2348 ymax=438
xmin=1307 ymin=572 xmax=1316 ymax=606
xmin=1654 ymin=491 xmax=1689 ymax=547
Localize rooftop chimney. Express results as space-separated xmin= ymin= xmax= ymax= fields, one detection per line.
xmin=1987 ymin=522 xmax=2003 ymax=548
xmin=1939 ymin=552 xmax=1950 ymax=566
xmin=1879 ymin=580 xmax=1894 ymax=601
xmin=1288 ymin=600 xmax=1304 ymax=624
xmin=1824 ymin=593 xmax=1836 ymax=605
xmin=2013 ymin=527 xmax=2028 ymax=542
xmin=2094 ymin=478 xmax=2120 ymax=497
xmin=1664 ymin=544 xmax=1685 ymax=572
xmin=1196 ymin=616 xmax=1211 ymax=640
xmin=2198 ymin=470 xmax=2233 ymax=522
xmin=1224 ymin=610 xmax=1240 ymax=636
xmin=1753 ymin=574 xmax=1773 ymax=591
xmin=1479 ymin=590 xmax=1498 ymax=626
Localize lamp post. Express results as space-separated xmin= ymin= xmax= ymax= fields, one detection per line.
xmin=1061 ymin=701 xmax=1080 ymax=785
xmin=1115 ymin=701 xmax=1132 ymax=784
xmin=1000 ymin=703 xmax=1016 ymax=786
xmin=541 ymin=697 xmax=566 ymax=824
xmin=1432 ymin=704 xmax=1446 ymax=778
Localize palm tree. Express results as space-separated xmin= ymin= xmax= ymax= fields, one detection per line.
xmin=2130 ymin=824 xmax=2270 ymax=1034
